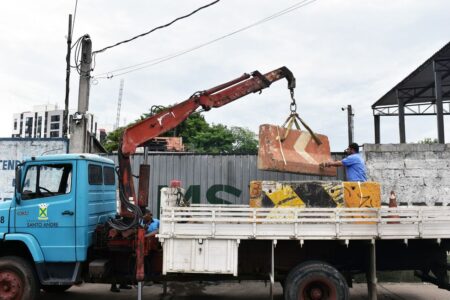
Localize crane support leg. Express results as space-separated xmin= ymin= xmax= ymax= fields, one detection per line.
xmin=269 ymin=240 xmax=276 ymax=300
xmin=367 ymin=239 xmax=378 ymax=300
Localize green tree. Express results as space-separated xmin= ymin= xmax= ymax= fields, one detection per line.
xmin=418 ymin=138 xmax=438 ymax=144
xmin=103 ymin=127 xmax=125 ymax=153
xmin=101 ymin=107 xmax=258 ymax=154
xmin=188 ymin=124 xmax=235 ymax=154
xmin=230 ymin=126 xmax=258 ymax=154
xmin=165 ymin=113 xmax=209 ymax=146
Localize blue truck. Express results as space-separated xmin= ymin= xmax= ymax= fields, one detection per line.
xmin=0 ymin=154 xmax=117 ymax=299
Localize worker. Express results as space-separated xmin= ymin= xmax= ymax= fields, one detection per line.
xmin=320 ymin=142 xmax=367 ymax=182
xmin=142 ymin=209 xmax=161 ymax=278
xmin=142 ymin=209 xmax=160 ymax=237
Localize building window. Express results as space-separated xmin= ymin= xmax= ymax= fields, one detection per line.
xmin=50 ymin=131 xmax=59 ymax=138
xmin=50 ymin=123 xmax=59 ymax=130
xmin=51 ymin=115 xmax=60 ymax=122
xmin=34 ymin=113 xmax=37 ymax=137
xmin=37 ymin=117 xmax=42 ymax=136
xmin=44 ymin=112 xmax=48 ymax=133
xmin=25 ymin=117 xmax=33 ymax=137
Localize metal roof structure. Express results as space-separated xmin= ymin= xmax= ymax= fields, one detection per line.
xmin=372 ymin=41 xmax=450 ymax=143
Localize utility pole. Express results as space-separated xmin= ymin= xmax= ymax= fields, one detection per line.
xmin=342 ymin=105 xmax=354 ymax=145
xmin=69 ymin=35 xmax=92 ymax=153
xmin=63 ymin=14 xmax=72 ymax=139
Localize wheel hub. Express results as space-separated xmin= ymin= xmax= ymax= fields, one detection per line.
xmin=0 ymin=271 xmax=23 ymax=300
xmin=310 ymin=287 xmax=323 ymax=300
xmin=299 ymin=277 xmax=337 ymax=300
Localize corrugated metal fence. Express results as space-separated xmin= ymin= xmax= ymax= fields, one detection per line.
xmin=105 ymin=153 xmax=345 ymax=216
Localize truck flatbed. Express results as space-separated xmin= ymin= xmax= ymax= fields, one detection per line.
xmin=159 ymin=205 xmax=450 ymax=241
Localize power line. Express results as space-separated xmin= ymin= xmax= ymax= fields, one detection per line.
xmin=72 ymin=0 xmax=78 ymax=37
xmin=92 ymin=0 xmax=220 ymax=55
xmin=93 ymin=0 xmax=318 ymax=79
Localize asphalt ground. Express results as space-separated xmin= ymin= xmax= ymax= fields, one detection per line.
xmin=38 ymin=281 xmax=450 ymax=300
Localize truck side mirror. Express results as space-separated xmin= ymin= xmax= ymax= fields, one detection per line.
xmin=15 ymin=164 xmax=22 ymax=204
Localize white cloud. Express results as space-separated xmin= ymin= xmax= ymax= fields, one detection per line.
xmin=0 ymin=0 xmax=449 ymax=151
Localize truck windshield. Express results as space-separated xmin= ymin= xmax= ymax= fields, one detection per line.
xmin=21 ymin=164 xmax=72 ymax=200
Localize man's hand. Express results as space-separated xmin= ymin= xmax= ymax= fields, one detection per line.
xmin=319 ymin=161 xmax=331 ymax=169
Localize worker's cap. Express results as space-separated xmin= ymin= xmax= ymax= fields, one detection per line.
xmin=348 ymin=143 xmax=360 ymax=153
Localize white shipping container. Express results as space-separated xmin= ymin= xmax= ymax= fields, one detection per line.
xmin=0 ymin=138 xmax=68 ymax=201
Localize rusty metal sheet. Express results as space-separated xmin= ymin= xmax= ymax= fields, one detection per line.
xmin=138 ymin=164 xmax=151 ymax=208
xmin=257 ymin=124 xmax=336 ymax=176
xmin=249 ymin=180 xmax=381 ymax=209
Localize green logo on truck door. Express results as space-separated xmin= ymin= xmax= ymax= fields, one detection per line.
xmin=38 ymin=203 xmax=48 ymax=220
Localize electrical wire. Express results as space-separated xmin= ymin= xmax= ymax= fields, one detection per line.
xmin=71 ymin=36 xmax=84 ymax=74
xmin=92 ymin=0 xmax=220 ymax=55
xmin=72 ymin=0 xmax=78 ymax=37
xmin=92 ymin=0 xmax=318 ymax=79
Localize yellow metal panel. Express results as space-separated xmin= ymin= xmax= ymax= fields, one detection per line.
xmin=266 ymin=185 xmax=305 ymax=208
xmin=320 ymin=182 xmax=344 ymax=207
xmin=343 ymin=182 xmax=381 ymax=208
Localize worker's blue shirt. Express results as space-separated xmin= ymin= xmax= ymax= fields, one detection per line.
xmin=342 ymin=153 xmax=367 ymax=182
xmin=148 ymin=218 xmax=160 ymax=233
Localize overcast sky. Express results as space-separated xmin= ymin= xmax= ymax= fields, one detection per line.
xmin=1 ymin=0 xmax=449 ymax=151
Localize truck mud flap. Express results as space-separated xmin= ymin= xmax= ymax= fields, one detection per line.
xmin=257 ymin=124 xmax=336 ymax=176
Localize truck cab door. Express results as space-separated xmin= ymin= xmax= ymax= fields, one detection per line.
xmin=13 ymin=162 xmax=76 ymax=262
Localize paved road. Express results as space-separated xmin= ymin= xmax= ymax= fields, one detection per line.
xmin=38 ymin=282 xmax=450 ymax=300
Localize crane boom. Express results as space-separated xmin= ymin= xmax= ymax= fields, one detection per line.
xmin=117 ymin=66 xmax=295 ymax=215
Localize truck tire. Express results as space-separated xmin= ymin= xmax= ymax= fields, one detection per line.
xmin=284 ymin=261 xmax=349 ymax=300
xmin=42 ymin=284 xmax=72 ymax=293
xmin=0 ymin=256 xmax=39 ymax=300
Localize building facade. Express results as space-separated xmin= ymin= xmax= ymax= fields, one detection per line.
xmin=12 ymin=104 xmax=64 ymax=138
xmin=11 ymin=104 xmax=102 ymax=140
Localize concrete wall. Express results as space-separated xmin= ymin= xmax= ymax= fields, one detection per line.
xmin=363 ymin=144 xmax=450 ymax=206
xmin=0 ymin=138 xmax=68 ymax=201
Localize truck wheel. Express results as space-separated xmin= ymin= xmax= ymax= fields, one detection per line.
xmin=0 ymin=256 xmax=39 ymax=300
xmin=284 ymin=261 xmax=349 ymax=300
xmin=42 ymin=284 xmax=72 ymax=293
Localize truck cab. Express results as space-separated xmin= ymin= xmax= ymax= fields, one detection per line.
xmin=0 ymin=154 xmax=117 ymax=299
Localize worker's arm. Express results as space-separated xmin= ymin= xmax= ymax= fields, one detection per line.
xmin=145 ymin=230 xmax=158 ymax=238
xmin=320 ymin=160 xmax=343 ymax=168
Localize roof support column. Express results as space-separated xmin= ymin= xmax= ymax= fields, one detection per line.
xmin=374 ymin=115 xmax=380 ymax=144
xmin=397 ymin=91 xmax=406 ymax=143
xmin=433 ymin=60 xmax=445 ymax=144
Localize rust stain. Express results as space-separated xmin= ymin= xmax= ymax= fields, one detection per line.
xmin=257 ymin=124 xmax=336 ymax=176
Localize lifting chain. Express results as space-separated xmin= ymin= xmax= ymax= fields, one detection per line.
xmin=289 ymin=88 xmax=297 ymax=114
xmin=280 ymin=87 xmax=322 ymax=146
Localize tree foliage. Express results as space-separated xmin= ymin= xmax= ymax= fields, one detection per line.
xmin=103 ymin=127 xmax=125 ymax=153
xmin=102 ymin=107 xmax=258 ymax=154
xmin=230 ymin=126 xmax=258 ymax=154
xmin=418 ymin=137 xmax=438 ymax=144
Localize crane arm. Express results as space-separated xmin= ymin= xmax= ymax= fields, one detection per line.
xmin=120 ymin=67 xmax=295 ymax=156
xmin=118 ymin=66 xmax=295 ymax=213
